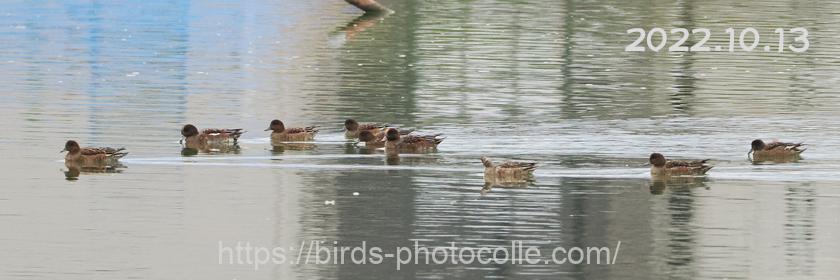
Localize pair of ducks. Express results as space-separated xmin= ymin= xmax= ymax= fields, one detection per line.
xmin=179 ymin=119 xmax=320 ymax=146
xmin=344 ymin=119 xmax=443 ymax=153
xmin=648 ymin=139 xmax=806 ymax=176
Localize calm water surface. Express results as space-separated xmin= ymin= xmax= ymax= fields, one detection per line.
xmin=2 ymin=0 xmax=840 ymax=279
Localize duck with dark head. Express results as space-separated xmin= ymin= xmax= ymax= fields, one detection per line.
xmin=357 ymin=130 xmax=385 ymax=148
xmin=344 ymin=118 xmax=414 ymax=139
xmin=749 ymin=139 xmax=805 ymax=162
xmin=383 ymin=128 xmax=444 ymax=155
xmin=62 ymin=140 xmax=128 ymax=166
xmin=181 ymin=124 xmax=244 ymax=146
xmin=265 ymin=119 xmax=319 ymax=142
xmin=649 ymin=153 xmax=712 ymax=176
xmin=344 ymin=119 xmax=387 ymax=139
xmin=479 ymin=156 xmax=537 ymax=189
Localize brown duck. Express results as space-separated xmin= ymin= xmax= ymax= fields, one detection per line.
xmin=265 ymin=119 xmax=318 ymax=142
xmin=345 ymin=118 xmax=414 ymax=139
xmin=480 ymin=157 xmax=537 ymax=182
xmin=649 ymin=153 xmax=713 ymax=176
xmin=749 ymin=139 xmax=805 ymax=161
xmin=62 ymin=140 xmax=128 ymax=165
xmin=358 ymin=129 xmax=385 ymax=148
xmin=181 ymin=124 xmax=244 ymax=146
xmin=344 ymin=119 xmax=388 ymax=138
xmin=383 ymin=128 xmax=444 ymax=154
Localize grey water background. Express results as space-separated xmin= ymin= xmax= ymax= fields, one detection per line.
xmin=2 ymin=0 xmax=840 ymax=279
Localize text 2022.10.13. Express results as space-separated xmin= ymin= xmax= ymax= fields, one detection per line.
xmin=625 ymin=27 xmax=809 ymax=53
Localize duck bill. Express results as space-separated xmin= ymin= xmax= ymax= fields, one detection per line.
xmin=264 ymin=128 xmax=272 ymax=131
xmin=60 ymin=148 xmax=67 ymax=153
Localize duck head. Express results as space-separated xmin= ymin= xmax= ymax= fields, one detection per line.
xmin=181 ymin=124 xmax=199 ymax=138
xmin=265 ymin=119 xmax=285 ymax=133
xmin=344 ymin=119 xmax=359 ymax=131
xmin=649 ymin=153 xmax=667 ymax=167
xmin=750 ymin=139 xmax=766 ymax=151
xmin=385 ymin=128 xmax=400 ymax=141
xmin=62 ymin=140 xmax=81 ymax=154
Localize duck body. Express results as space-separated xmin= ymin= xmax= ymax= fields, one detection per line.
xmin=357 ymin=130 xmax=386 ymax=148
xmin=266 ymin=119 xmax=318 ymax=142
xmin=181 ymin=124 xmax=244 ymax=146
xmin=344 ymin=119 xmax=415 ymax=139
xmin=649 ymin=153 xmax=712 ymax=176
xmin=62 ymin=140 xmax=127 ymax=166
xmin=271 ymin=128 xmax=318 ymax=142
xmin=383 ymin=128 xmax=444 ymax=154
xmin=480 ymin=157 xmax=536 ymax=183
xmin=750 ymin=139 xmax=805 ymax=161
xmin=344 ymin=119 xmax=388 ymax=139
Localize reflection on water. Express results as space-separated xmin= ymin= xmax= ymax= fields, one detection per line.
xmin=480 ymin=181 xmax=533 ymax=196
xmin=62 ymin=162 xmax=126 ymax=181
xmin=180 ymin=147 xmax=200 ymax=156
xmin=783 ymin=183 xmax=816 ymax=277
xmin=751 ymin=154 xmax=803 ymax=165
xmin=180 ymin=143 xmax=242 ymax=156
xmin=271 ymin=142 xmax=318 ymax=154
xmin=338 ymin=10 xmax=391 ymax=43
xmin=649 ymin=176 xmax=709 ymax=195
xmin=2 ymin=0 xmax=840 ymax=279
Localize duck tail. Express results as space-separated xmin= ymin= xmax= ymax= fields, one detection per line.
xmin=228 ymin=129 xmax=246 ymax=140
xmin=112 ymin=151 xmax=129 ymax=160
xmin=398 ymin=128 xmax=415 ymax=135
xmin=700 ymin=165 xmax=713 ymax=174
xmin=480 ymin=157 xmax=494 ymax=168
xmin=523 ymin=163 xmax=537 ymax=172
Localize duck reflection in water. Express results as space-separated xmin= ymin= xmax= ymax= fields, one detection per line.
xmin=181 ymin=143 xmax=241 ymax=156
xmin=649 ymin=176 xmax=709 ymax=195
xmin=480 ymin=157 xmax=537 ymax=195
xmin=383 ymin=154 xmax=443 ymax=166
xmin=63 ymin=161 xmax=125 ymax=181
xmin=271 ymin=142 xmax=317 ymax=154
xmin=385 ymin=154 xmax=400 ymax=165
